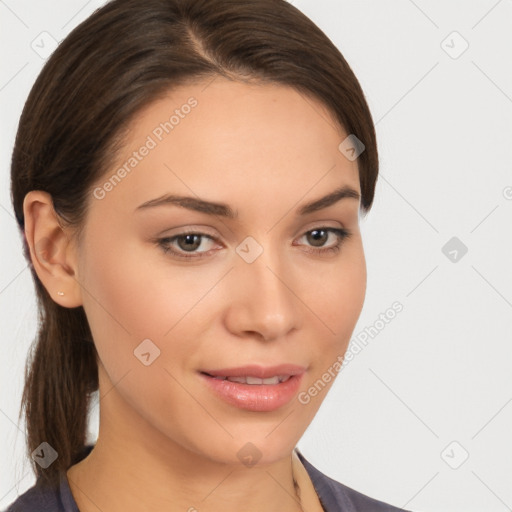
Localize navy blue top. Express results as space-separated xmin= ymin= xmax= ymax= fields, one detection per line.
xmin=5 ymin=446 xmax=411 ymax=511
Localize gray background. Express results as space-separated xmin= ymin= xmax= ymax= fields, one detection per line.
xmin=1 ymin=1 xmax=511 ymax=511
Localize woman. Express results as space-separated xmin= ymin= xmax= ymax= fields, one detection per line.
xmin=7 ymin=0 xmax=409 ymax=510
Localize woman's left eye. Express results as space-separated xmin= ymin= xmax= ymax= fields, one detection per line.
xmin=295 ymin=227 xmax=351 ymax=255
xmin=157 ymin=227 xmax=351 ymax=260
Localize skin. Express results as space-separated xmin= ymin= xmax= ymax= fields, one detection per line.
xmin=23 ymin=77 xmax=367 ymax=512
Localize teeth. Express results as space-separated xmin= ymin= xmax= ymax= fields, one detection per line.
xmin=246 ymin=376 xmax=265 ymax=384
xmin=227 ymin=376 xmax=248 ymax=384
xmin=218 ymin=375 xmax=290 ymax=385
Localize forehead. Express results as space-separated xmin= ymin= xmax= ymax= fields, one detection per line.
xmin=91 ymin=78 xmax=360 ymax=217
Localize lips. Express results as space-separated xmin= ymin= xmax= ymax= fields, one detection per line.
xmin=199 ymin=364 xmax=306 ymax=412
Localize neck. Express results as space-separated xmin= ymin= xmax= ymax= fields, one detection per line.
xmin=67 ymin=381 xmax=302 ymax=512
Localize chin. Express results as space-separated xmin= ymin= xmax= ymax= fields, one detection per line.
xmin=189 ymin=419 xmax=305 ymax=468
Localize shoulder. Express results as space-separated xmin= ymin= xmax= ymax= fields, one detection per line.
xmin=5 ymin=447 xmax=93 ymax=512
xmin=4 ymin=483 xmax=60 ymax=512
xmin=297 ymin=450 xmax=412 ymax=512
xmin=4 ymin=474 xmax=76 ymax=512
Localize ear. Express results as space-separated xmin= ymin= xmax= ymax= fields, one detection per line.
xmin=23 ymin=190 xmax=83 ymax=308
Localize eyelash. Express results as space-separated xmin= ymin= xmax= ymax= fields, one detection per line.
xmin=156 ymin=227 xmax=351 ymax=260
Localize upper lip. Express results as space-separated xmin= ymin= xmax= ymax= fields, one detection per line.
xmin=201 ymin=364 xmax=306 ymax=379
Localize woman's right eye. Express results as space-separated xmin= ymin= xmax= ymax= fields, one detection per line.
xmin=157 ymin=233 xmax=219 ymax=259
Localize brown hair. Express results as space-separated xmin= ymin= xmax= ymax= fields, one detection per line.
xmin=10 ymin=0 xmax=378 ymax=487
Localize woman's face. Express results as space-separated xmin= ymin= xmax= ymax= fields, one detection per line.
xmin=76 ymin=78 xmax=366 ymax=466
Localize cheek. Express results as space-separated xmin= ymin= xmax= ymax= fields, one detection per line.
xmin=77 ymin=226 xmax=164 ymax=378
xmin=298 ymin=240 xmax=366 ymax=399
xmin=77 ymin=231 xmax=214 ymax=433
xmin=330 ymin=254 xmax=366 ymax=341
xmin=77 ymin=226 xmax=217 ymax=377
xmin=296 ymin=245 xmax=366 ymax=411
xmin=305 ymin=239 xmax=366 ymax=347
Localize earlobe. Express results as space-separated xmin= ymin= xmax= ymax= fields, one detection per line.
xmin=23 ymin=190 xmax=83 ymax=308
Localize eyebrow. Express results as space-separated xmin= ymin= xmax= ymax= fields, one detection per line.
xmin=135 ymin=185 xmax=360 ymax=218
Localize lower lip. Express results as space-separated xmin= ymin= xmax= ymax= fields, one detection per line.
xmin=200 ymin=373 xmax=304 ymax=412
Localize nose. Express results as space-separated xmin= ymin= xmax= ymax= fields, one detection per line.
xmin=223 ymin=249 xmax=302 ymax=342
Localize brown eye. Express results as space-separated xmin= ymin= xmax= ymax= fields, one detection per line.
xmin=306 ymin=229 xmax=329 ymax=247
xmin=157 ymin=232 xmax=219 ymax=259
xmin=295 ymin=227 xmax=351 ymax=256
xmin=176 ymin=234 xmax=203 ymax=252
